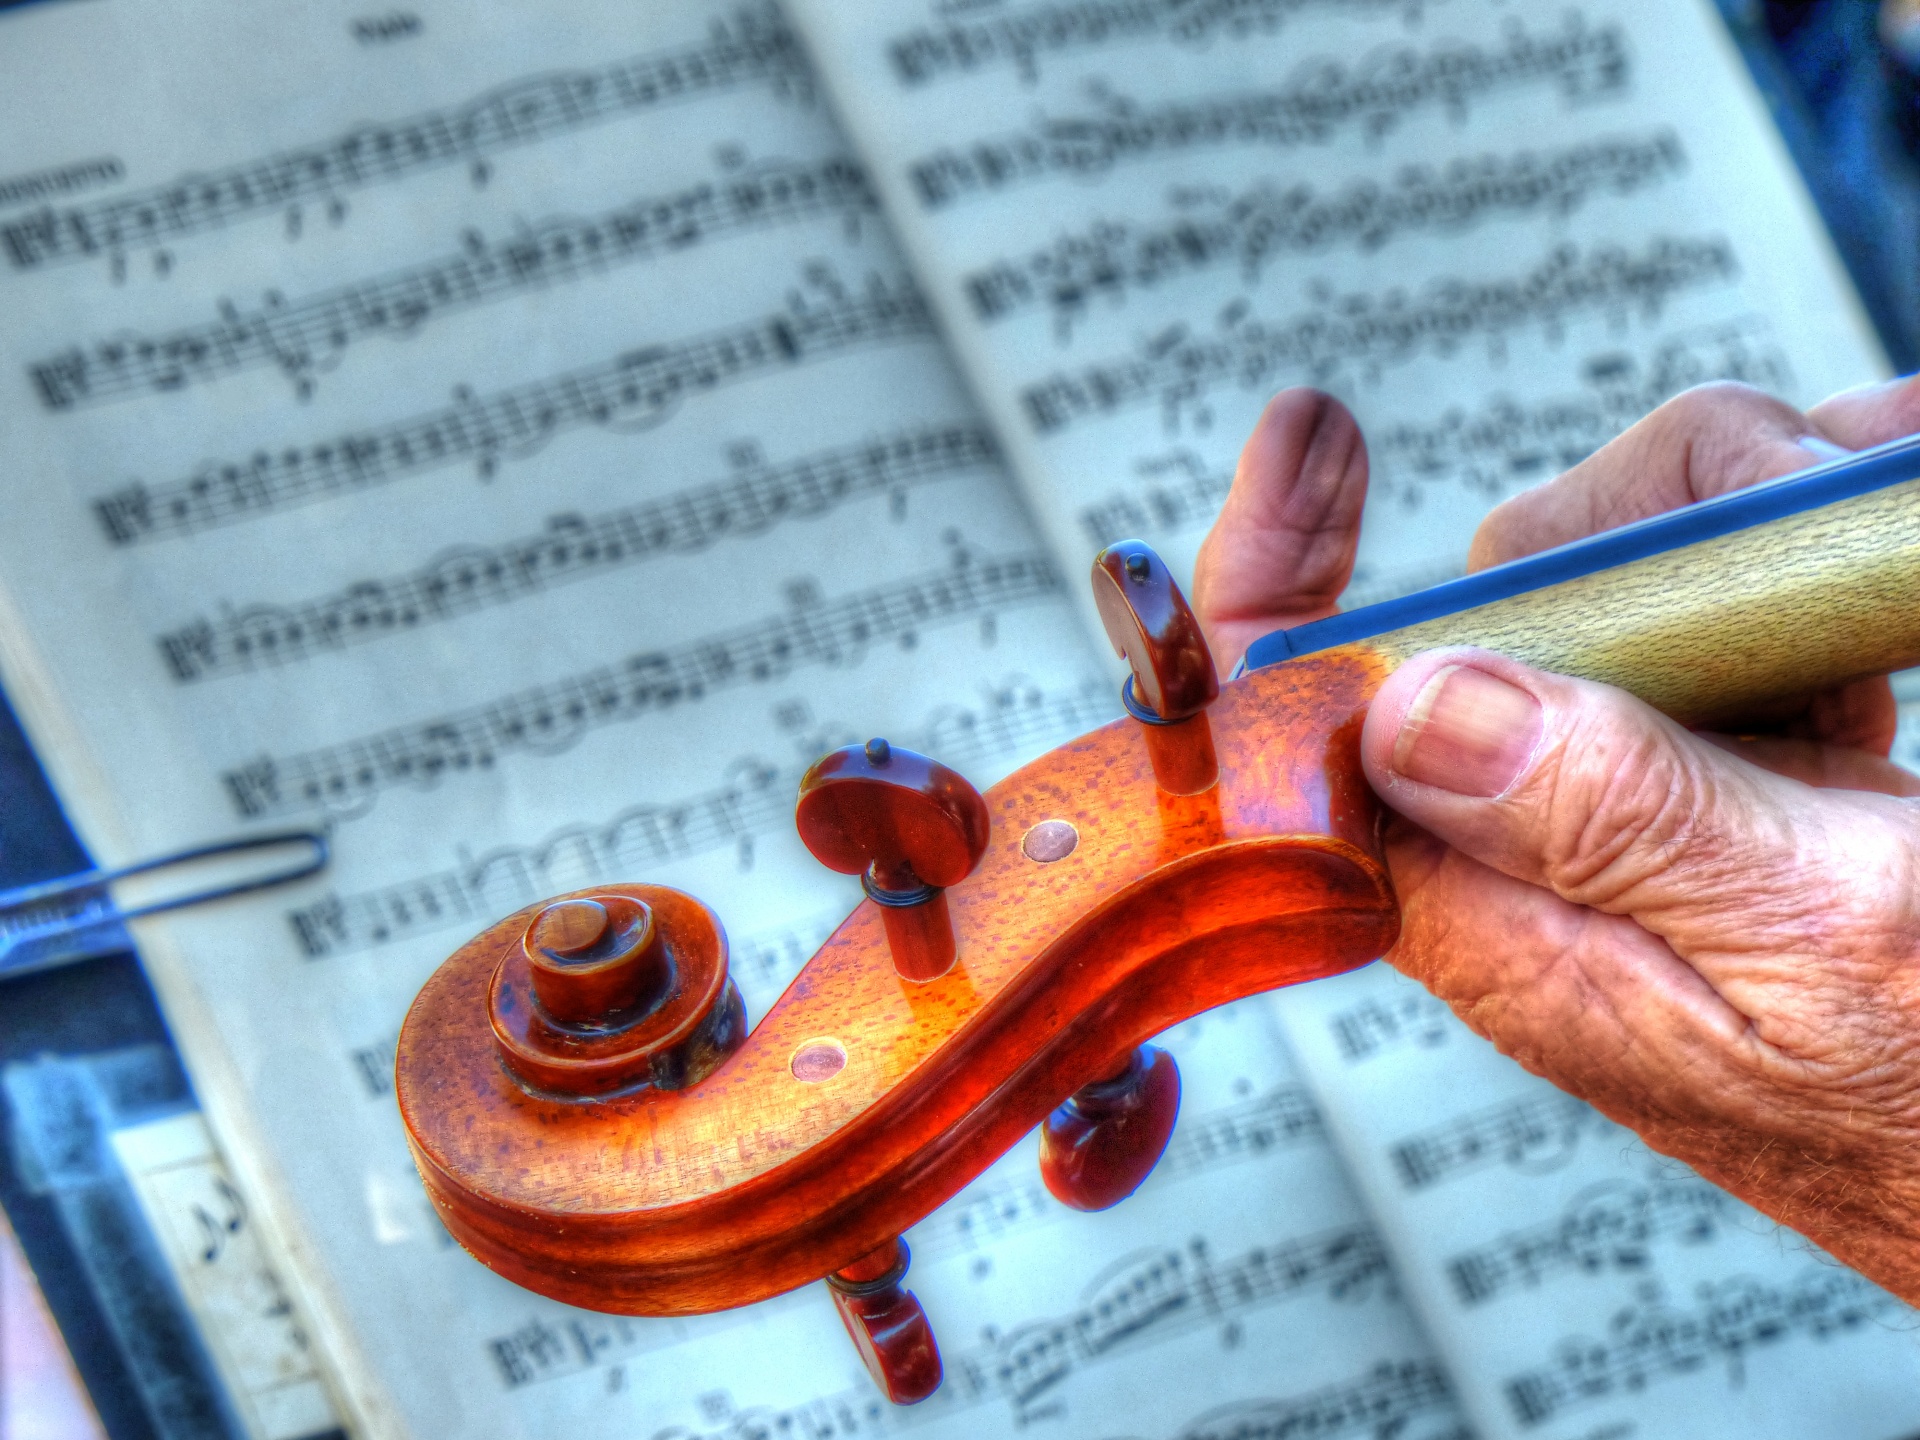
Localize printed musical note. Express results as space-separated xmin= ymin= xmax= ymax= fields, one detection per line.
xmin=970 ymin=1228 xmax=1391 ymax=1417
xmin=1021 ymin=236 xmax=1738 ymax=436
xmin=224 ymin=552 xmax=1063 ymax=821
xmin=727 ymin=911 xmax=852 ymax=1005
xmin=92 ymin=270 xmax=932 ymax=546
xmin=620 ymin=1357 xmax=1462 ymax=1440
xmin=916 ymin=1083 xmax=1325 ymax=1260
xmin=1157 ymin=1079 xmax=1325 ymax=1174
xmin=0 ymin=4 xmax=807 ymax=271
xmin=638 ymin=1384 xmax=898 ymax=1440
xmin=1366 ymin=317 xmax=1792 ymax=509
xmin=1073 ymin=319 xmax=1785 ymax=558
xmin=107 ymin=1107 xmax=341 ymax=1438
xmin=349 ymin=1038 xmax=398 ymax=1099
xmin=887 ymin=0 xmax=1449 ymax=87
xmin=157 ymin=424 xmax=997 ymax=680
xmin=1326 ymin=988 xmax=1454 ymax=1064
xmin=31 ymin=157 xmax=876 ymax=407
xmin=1445 ymin=1177 xmax=1741 ymax=1307
xmin=285 ymin=676 xmax=1117 ymax=957
xmin=965 ymin=131 xmax=1685 ymax=329
xmin=907 ymin=16 xmax=1627 ymax=209
xmin=1168 ymin=1361 xmax=1463 ymax=1440
xmin=1502 ymin=1269 xmax=1908 ymax=1426
xmin=1077 ymin=448 xmax=1231 ymax=551
xmin=1388 ymin=1091 xmax=1619 ymax=1191
xmin=0 ymin=156 xmax=124 ymax=211
xmin=492 ymin=1223 xmax=1390 ymax=1395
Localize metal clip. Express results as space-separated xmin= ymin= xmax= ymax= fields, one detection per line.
xmin=0 ymin=830 xmax=329 ymax=980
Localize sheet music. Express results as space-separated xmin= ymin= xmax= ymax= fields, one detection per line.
xmin=111 ymin=1111 xmax=343 ymax=1440
xmin=1271 ymin=964 xmax=1920 ymax=1440
xmin=0 ymin=3 xmax=1452 ymax=1438
xmin=784 ymin=0 xmax=1888 ymax=642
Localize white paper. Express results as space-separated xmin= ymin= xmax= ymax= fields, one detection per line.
xmin=0 ymin=3 xmax=1451 ymax=1437
xmin=783 ymin=0 xmax=1889 ymax=651
xmin=1273 ymin=964 xmax=1920 ymax=1440
xmin=112 ymin=1112 xmax=342 ymax=1440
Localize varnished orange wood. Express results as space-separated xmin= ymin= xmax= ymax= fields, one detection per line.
xmin=796 ymin=740 xmax=992 ymax=980
xmin=875 ymin=888 xmax=958 ymax=983
xmin=397 ymin=648 xmax=1397 ymax=1316
xmin=1139 ymin=711 xmax=1219 ymax=797
xmin=523 ymin=896 xmax=668 ymax=1027
xmin=488 ymin=887 xmax=742 ymax=1097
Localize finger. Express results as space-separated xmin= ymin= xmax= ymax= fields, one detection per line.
xmin=1696 ymin=729 xmax=1920 ymax=795
xmin=1466 ymin=383 xmax=1822 ymax=570
xmin=1381 ymin=819 xmax=1767 ymax=1136
xmin=1191 ymin=388 xmax=1369 ymax=674
xmin=1781 ymin=675 xmax=1897 ymax=756
xmin=1359 ymin=647 xmax=1920 ymax=1058
xmin=1806 ymin=373 xmax=1920 ymax=449
xmin=1684 ymin=674 xmax=1899 ymax=759
xmin=1380 ymin=820 xmax=1917 ymax=1257
xmin=1467 ymin=381 xmax=1911 ymax=751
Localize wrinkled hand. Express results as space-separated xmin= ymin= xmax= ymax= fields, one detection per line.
xmin=1192 ymin=379 xmax=1920 ymax=1300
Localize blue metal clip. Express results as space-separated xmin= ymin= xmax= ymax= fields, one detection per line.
xmin=0 ymin=830 xmax=328 ymax=980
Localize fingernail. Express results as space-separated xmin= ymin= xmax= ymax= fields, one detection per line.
xmin=1798 ymin=435 xmax=1854 ymax=462
xmin=1392 ymin=664 xmax=1543 ymax=797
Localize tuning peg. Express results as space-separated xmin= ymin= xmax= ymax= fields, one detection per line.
xmin=795 ymin=739 xmax=991 ymax=982
xmin=1038 ymin=1045 xmax=1181 ymax=1212
xmin=827 ymin=1238 xmax=943 ymax=1404
xmin=488 ymin=887 xmax=746 ymax=1097
xmin=1090 ymin=542 xmax=1219 ymax=795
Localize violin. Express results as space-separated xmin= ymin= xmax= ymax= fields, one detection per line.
xmin=395 ymin=432 xmax=1920 ymax=1405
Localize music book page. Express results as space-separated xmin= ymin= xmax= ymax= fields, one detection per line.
xmin=784 ymin=0 xmax=1890 ymax=641
xmin=1272 ymin=965 xmax=1920 ymax=1439
xmin=0 ymin=2 xmax=1453 ymax=1437
xmin=776 ymin=1 xmax=1920 ymax=1434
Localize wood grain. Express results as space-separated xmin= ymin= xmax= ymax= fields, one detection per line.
xmin=397 ymin=649 xmax=1396 ymax=1314
xmin=1352 ymin=477 xmax=1920 ymax=722
xmin=399 ymin=475 xmax=1920 ymax=1321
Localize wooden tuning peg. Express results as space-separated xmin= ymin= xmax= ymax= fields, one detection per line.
xmin=1039 ymin=1044 xmax=1181 ymax=1212
xmin=826 ymin=1238 xmax=943 ymax=1404
xmin=1091 ymin=541 xmax=1220 ymax=795
xmin=796 ymin=739 xmax=990 ymax=982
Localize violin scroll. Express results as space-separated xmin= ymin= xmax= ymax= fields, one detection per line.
xmin=488 ymin=886 xmax=745 ymax=1097
xmin=398 ymin=545 xmax=1402 ymax=1409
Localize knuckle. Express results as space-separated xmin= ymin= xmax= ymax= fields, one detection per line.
xmin=1533 ymin=700 xmax=1710 ymax=908
xmin=1653 ymin=383 xmax=1809 ymax=494
xmin=1653 ymin=380 xmax=1795 ymax=434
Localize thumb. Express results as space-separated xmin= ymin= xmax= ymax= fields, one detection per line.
xmin=1358 ymin=648 xmax=1910 ymax=985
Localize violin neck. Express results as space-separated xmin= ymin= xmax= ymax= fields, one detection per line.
xmin=1245 ymin=432 xmax=1920 ymax=724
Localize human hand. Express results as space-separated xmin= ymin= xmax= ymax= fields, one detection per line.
xmin=1192 ymin=378 xmax=1920 ymax=1299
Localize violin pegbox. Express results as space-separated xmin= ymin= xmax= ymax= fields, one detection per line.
xmin=401 ymin=534 xmax=1410 ymax=1412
